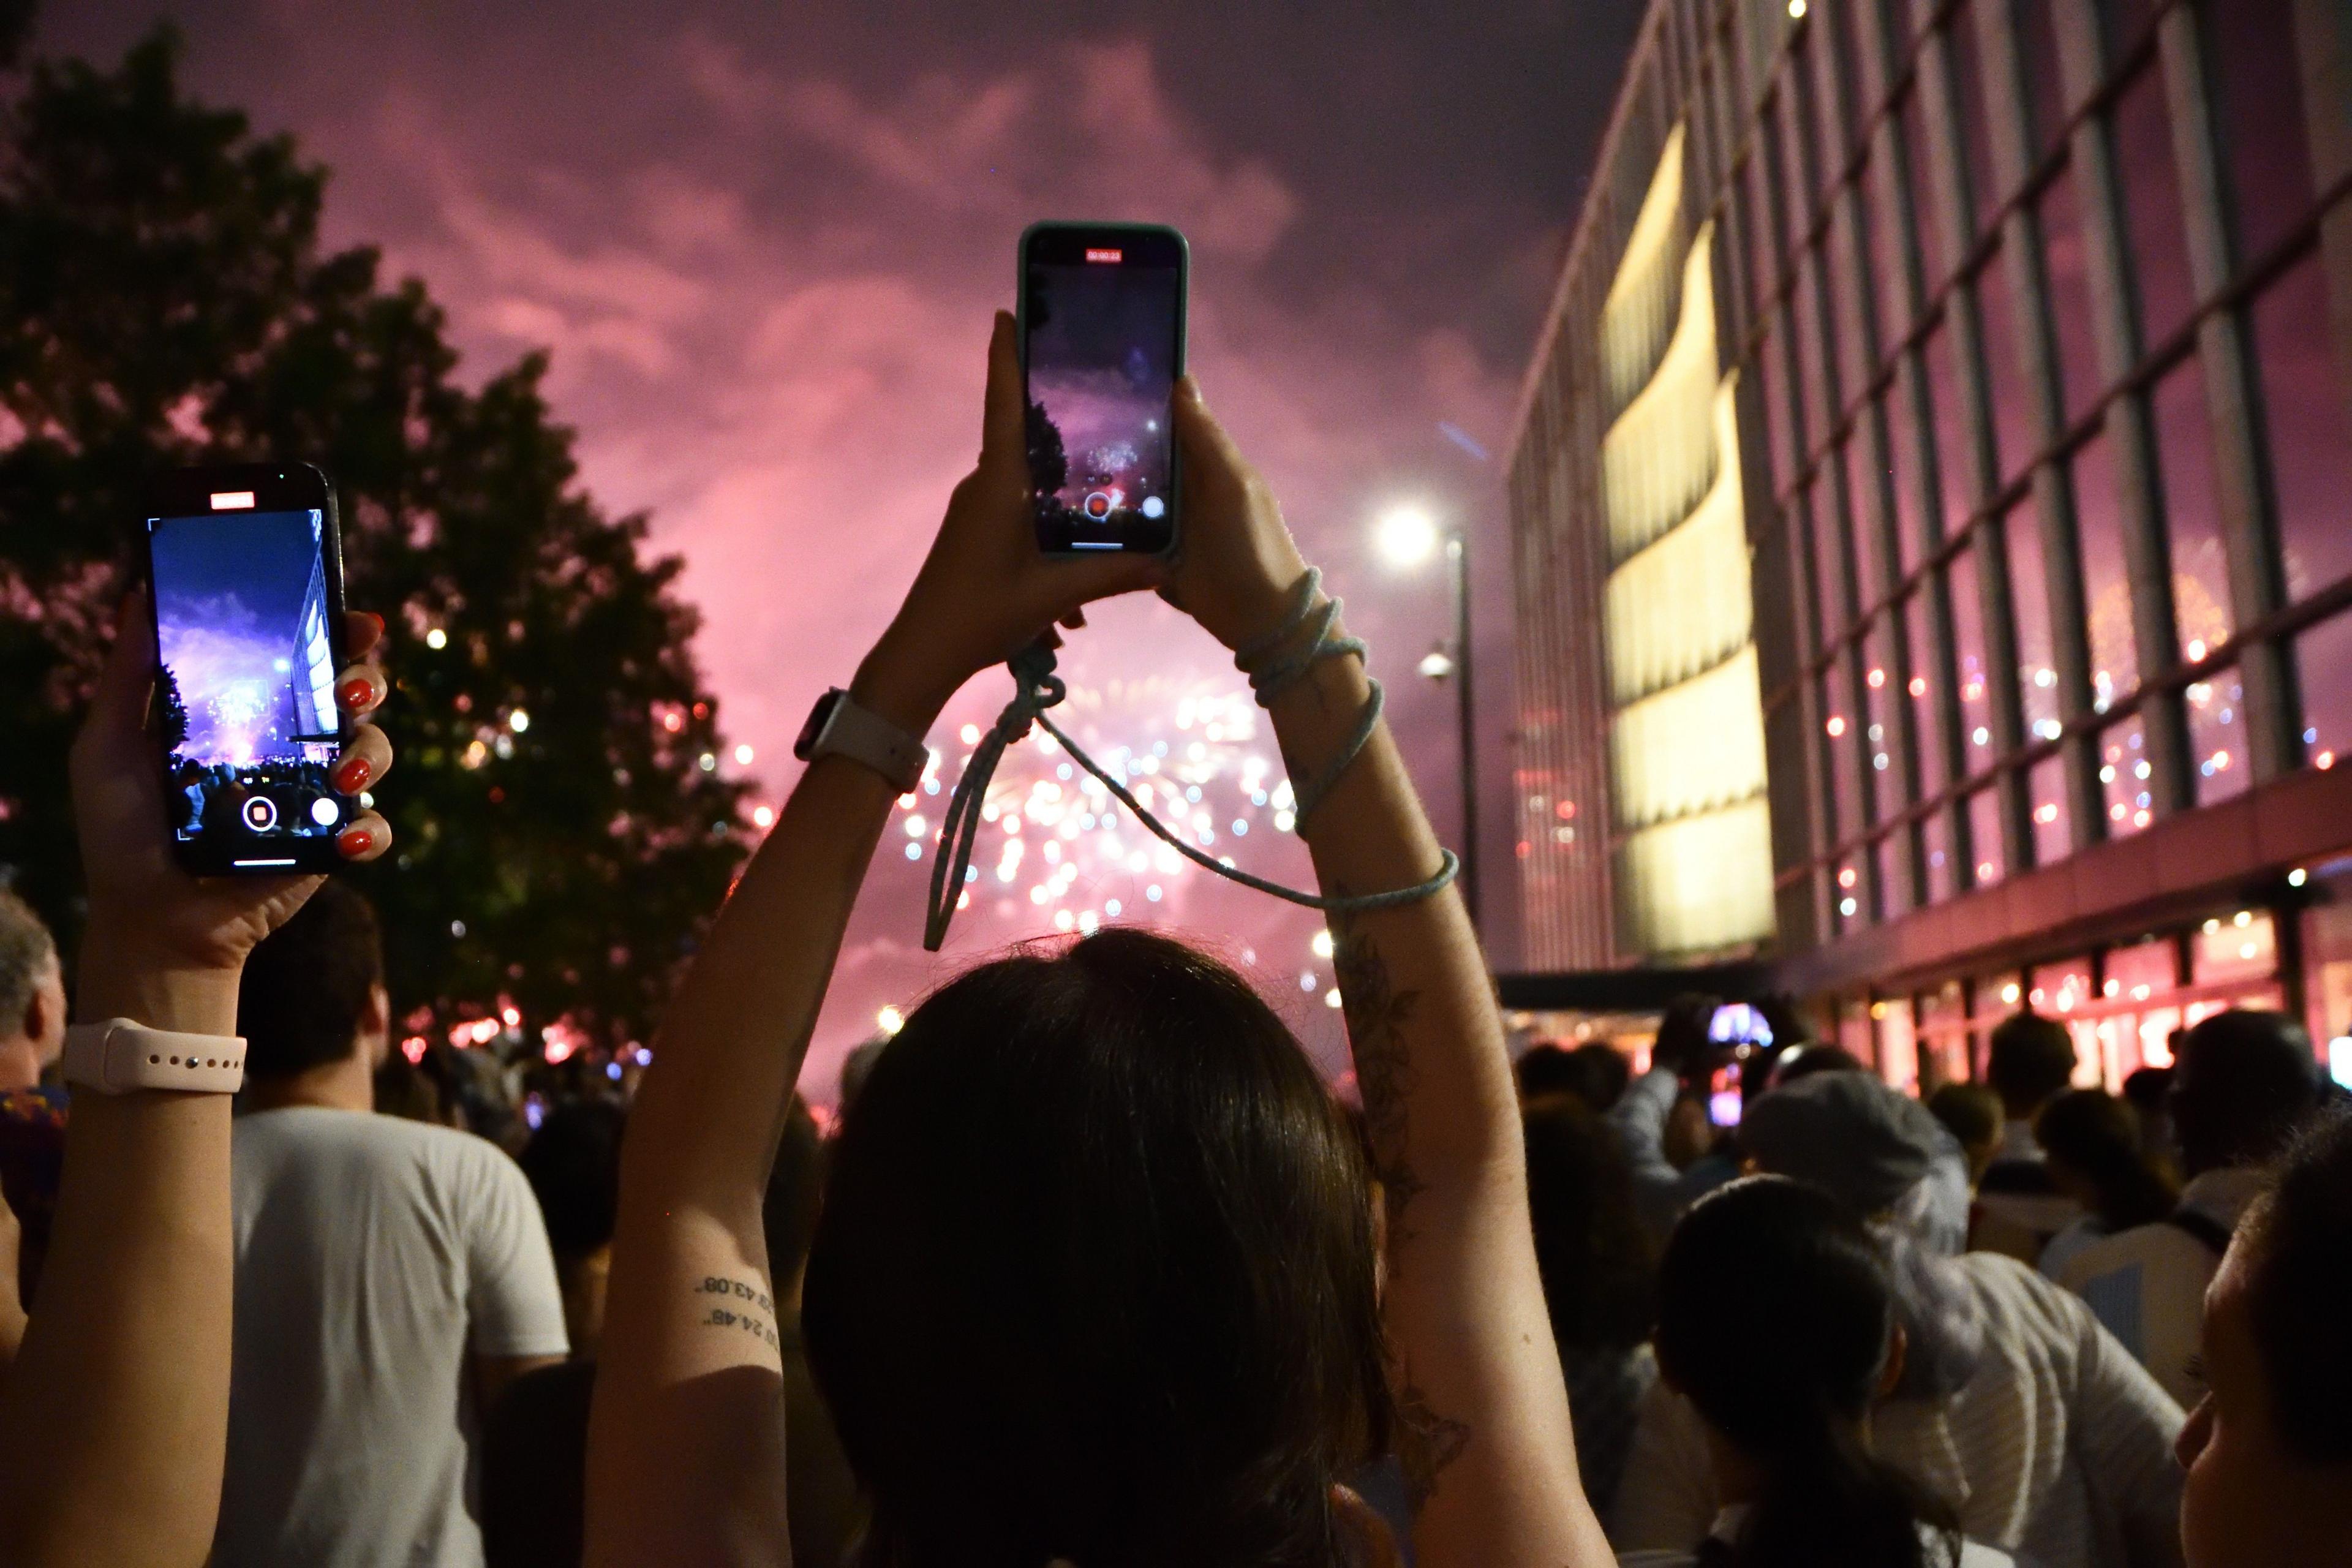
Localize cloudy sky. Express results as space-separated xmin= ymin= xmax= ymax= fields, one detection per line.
xmin=45 ymin=0 xmax=1643 ymax=1092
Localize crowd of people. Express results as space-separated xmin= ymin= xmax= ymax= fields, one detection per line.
xmin=0 ymin=314 xmax=2348 ymax=1567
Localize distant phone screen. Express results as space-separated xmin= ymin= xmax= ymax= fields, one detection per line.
xmin=1708 ymin=1002 xmax=1775 ymax=1050
xmin=148 ymin=505 xmax=345 ymax=869
xmin=1708 ymin=1063 xmax=1744 ymax=1128
xmin=1022 ymin=227 xmax=1183 ymax=554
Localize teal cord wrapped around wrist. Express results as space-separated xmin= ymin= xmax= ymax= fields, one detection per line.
xmin=922 ymin=575 xmax=1455 ymax=952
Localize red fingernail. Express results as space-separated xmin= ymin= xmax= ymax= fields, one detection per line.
xmin=358 ymin=611 xmax=385 ymax=640
xmin=334 ymin=756 xmax=371 ymax=793
xmin=339 ymin=677 xmax=373 ymax=708
xmin=338 ymin=827 xmax=374 ymax=857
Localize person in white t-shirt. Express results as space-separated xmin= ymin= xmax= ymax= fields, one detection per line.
xmin=215 ymin=883 xmax=568 ymax=1568
xmin=1618 ymin=1175 xmax=2013 ymax=1568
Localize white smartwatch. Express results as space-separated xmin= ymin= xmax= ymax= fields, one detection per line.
xmin=61 ymin=1019 xmax=248 ymax=1095
xmin=793 ymin=687 xmax=930 ymax=794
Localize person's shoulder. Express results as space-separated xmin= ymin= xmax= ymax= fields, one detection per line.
xmin=1956 ymin=1248 xmax=2098 ymax=1338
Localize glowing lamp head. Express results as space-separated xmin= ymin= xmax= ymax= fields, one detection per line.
xmin=1374 ymin=505 xmax=1441 ymax=569
xmin=876 ymin=1005 xmax=905 ymax=1037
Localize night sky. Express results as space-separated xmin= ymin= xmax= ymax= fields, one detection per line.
xmin=41 ymin=1 xmax=1645 ymax=1090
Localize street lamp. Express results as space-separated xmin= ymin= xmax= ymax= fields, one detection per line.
xmin=1376 ymin=509 xmax=1479 ymax=928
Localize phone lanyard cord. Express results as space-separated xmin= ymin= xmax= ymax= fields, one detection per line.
xmin=923 ymin=567 xmax=1457 ymax=952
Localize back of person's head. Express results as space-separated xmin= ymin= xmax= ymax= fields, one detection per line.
xmin=1925 ymin=1082 xmax=2000 ymax=1153
xmin=2245 ymin=1108 xmax=2352 ymax=1464
xmin=2034 ymin=1089 xmax=2177 ymax=1232
xmin=519 ymin=1099 xmax=627 ymax=1264
xmin=1985 ymin=1012 xmax=2078 ymax=1117
xmin=1514 ymin=1042 xmax=1578 ymax=1102
xmin=1651 ymin=992 xmax=1721 ymax=1078
xmin=1566 ymin=1041 xmax=1633 ymax=1110
xmin=1656 ymin=1177 xmax=1951 ymax=1568
xmin=0 ymin=889 xmax=59 ymax=1048
xmin=236 ymin=881 xmax=385 ymax=1079
xmin=1523 ymin=1095 xmax=1654 ymax=1354
xmin=1768 ymin=1042 xmax=1866 ymax=1090
xmin=802 ymin=928 xmax=1387 ymax=1568
xmin=2177 ymin=1109 xmax=2352 ymax=1567
xmin=837 ymin=1037 xmax=887 ymax=1120
xmin=2122 ymin=1064 xmax=2173 ymax=1116
xmin=762 ymin=1093 xmax=823 ymax=1296
xmin=2171 ymin=1011 xmax=2323 ymax=1177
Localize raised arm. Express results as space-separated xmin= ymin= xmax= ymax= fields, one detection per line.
xmin=0 ymin=597 xmax=390 ymax=1568
xmin=585 ymin=312 xmax=1158 ymax=1567
xmin=1165 ymin=383 xmax=1611 ymax=1567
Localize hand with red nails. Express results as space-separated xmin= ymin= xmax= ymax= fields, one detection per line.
xmin=850 ymin=309 xmax=1169 ymax=737
xmin=72 ymin=590 xmax=396 ymax=977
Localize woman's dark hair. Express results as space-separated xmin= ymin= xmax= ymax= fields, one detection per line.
xmin=2034 ymin=1089 xmax=2177 ymax=1232
xmin=1657 ymin=1177 xmax=1956 ymax=1568
xmin=802 ymin=929 xmax=1390 ymax=1568
xmin=2245 ymin=1107 xmax=2352 ymax=1463
xmin=518 ymin=1099 xmax=627 ymax=1262
xmin=1523 ymin=1096 xmax=1654 ymax=1349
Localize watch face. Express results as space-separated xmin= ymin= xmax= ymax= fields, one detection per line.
xmin=794 ymin=689 xmax=843 ymax=761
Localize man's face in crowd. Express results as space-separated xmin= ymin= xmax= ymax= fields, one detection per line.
xmin=2174 ymin=1216 xmax=2352 ymax=1567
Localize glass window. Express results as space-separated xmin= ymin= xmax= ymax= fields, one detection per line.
xmin=2017 ymin=0 xmax=2070 ymax=160
xmin=1747 ymin=143 xmax=1785 ymax=326
xmin=1975 ymin=254 xmax=2037 ymax=485
xmin=1902 ymin=86 xmax=1950 ymax=287
xmin=2252 ymin=254 xmax=2352 ymax=600
xmin=2116 ymin=64 xmax=2196 ymax=350
xmin=1919 ymin=981 xmax=1969 ymax=1083
xmin=2204 ymin=0 xmax=2317 ymax=266
xmin=1923 ymin=801 xmax=1957 ymax=903
xmin=1967 ymin=783 xmax=2006 ymax=886
xmin=1826 ymin=670 xmax=1866 ymax=846
xmin=2299 ymin=610 xmax=2352 ymax=771
xmin=2101 ymin=0 xmax=2159 ymax=61
xmin=2194 ymin=908 xmax=2279 ymax=986
xmin=1866 ymin=618 xmax=1903 ymax=816
xmin=1945 ymin=0 xmax=2003 ymax=228
xmin=1844 ymin=437 xmax=1887 ymax=610
xmin=1822 ymin=0 xmax=1868 ymax=154
xmin=2038 ymin=164 xmax=2105 ymax=426
xmin=1813 ymin=469 xmax=1853 ymax=643
xmin=2154 ymin=356 xmax=2237 ymax=658
xmin=1797 ymin=257 xmax=1834 ymax=454
xmin=1950 ymin=545 xmax=1999 ymax=765
xmin=2188 ymin=663 xmax=2251 ymax=804
xmin=2008 ymin=503 xmax=2062 ymax=740
xmin=1905 ymin=591 xmax=1950 ymax=793
xmin=2029 ymin=955 xmax=2096 ymax=1017
xmin=1887 ymin=375 xmax=1937 ymax=573
xmin=2072 ymin=431 xmax=2139 ymax=707
xmin=2100 ymin=714 xmax=2155 ymax=838
xmin=1877 ymin=995 xmax=1921 ymax=1091
xmin=1835 ymin=856 xmax=1865 ymax=925
xmin=1873 ymin=144 xmax=1918 ymax=351
xmin=1830 ymin=190 xmax=1873 ymax=407
xmin=1923 ymin=317 xmax=1977 ymax=524
xmin=1878 ymin=834 xmax=1911 ymax=923
xmin=1765 ymin=322 xmax=1800 ymax=496
xmin=2030 ymin=752 xmax=2071 ymax=865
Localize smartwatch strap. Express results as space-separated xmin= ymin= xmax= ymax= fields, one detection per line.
xmin=804 ymin=689 xmax=929 ymax=794
xmin=61 ymin=1019 xmax=247 ymax=1095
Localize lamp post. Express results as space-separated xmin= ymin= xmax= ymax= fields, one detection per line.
xmin=1374 ymin=507 xmax=1479 ymax=929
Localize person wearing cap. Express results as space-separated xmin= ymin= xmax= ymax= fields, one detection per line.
xmin=2058 ymin=1010 xmax=2324 ymax=1409
xmin=1611 ymin=1071 xmax=2187 ymax=1568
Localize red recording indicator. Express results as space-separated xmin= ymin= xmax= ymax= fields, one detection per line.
xmin=1084 ymin=247 xmax=1123 ymax=263
xmin=210 ymin=491 xmax=257 ymax=510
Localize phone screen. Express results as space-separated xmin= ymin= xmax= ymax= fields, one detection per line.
xmin=1021 ymin=224 xmax=1186 ymax=554
xmin=146 ymin=468 xmax=349 ymax=873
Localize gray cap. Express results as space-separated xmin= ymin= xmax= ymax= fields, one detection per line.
xmin=1741 ymin=1071 xmax=1942 ymax=1216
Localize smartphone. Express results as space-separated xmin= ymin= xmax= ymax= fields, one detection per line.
xmin=1708 ymin=1063 xmax=1745 ymax=1128
xmin=1017 ymin=221 xmax=1188 ymax=556
xmin=143 ymin=463 xmax=352 ymax=875
xmin=1707 ymin=1002 xmax=1775 ymax=1050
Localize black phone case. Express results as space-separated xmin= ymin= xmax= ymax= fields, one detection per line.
xmin=1017 ymin=221 xmax=1188 ymax=559
xmin=142 ymin=462 xmax=352 ymax=877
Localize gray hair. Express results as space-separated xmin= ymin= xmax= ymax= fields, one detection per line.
xmin=0 ymin=891 xmax=59 ymax=1033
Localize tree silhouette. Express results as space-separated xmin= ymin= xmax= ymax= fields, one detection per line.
xmin=154 ymin=665 xmax=188 ymax=756
xmin=0 ymin=26 xmax=750 ymax=1050
xmin=1027 ymin=399 xmax=1068 ymax=498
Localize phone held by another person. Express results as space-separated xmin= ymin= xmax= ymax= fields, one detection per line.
xmin=141 ymin=462 xmax=354 ymax=876
xmin=1018 ymin=221 xmax=1188 ymax=557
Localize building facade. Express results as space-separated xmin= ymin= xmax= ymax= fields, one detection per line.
xmin=1509 ymin=0 xmax=2352 ymax=1087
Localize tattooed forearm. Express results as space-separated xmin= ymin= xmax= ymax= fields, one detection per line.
xmin=1393 ymin=1373 xmax=1473 ymax=1512
xmin=1333 ymin=925 xmax=1427 ymax=1243
xmin=692 ymin=1275 xmax=779 ymax=1351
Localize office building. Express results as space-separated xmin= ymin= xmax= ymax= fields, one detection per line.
xmin=1507 ymin=0 xmax=2352 ymax=1085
